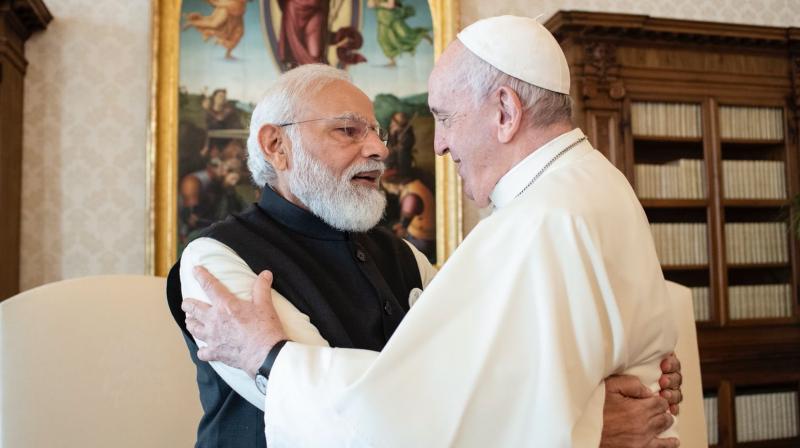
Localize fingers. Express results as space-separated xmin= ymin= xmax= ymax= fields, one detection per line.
xmin=196 ymin=346 xmax=213 ymax=362
xmin=181 ymin=298 xmax=211 ymax=319
xmin=646 ymin=437 xmax=680 ymax=448
xmin=646 ymin=408 xmax=674 ymax=435
xmin=660 ymin=353 xmax=681 ymax=375
xmin=669 ymin=403 xmax=680 ymax=416
xmin=193 ymin=266 xmax=237 ymax=308
xmin=185 ymin=316 xmax=207 ymax=340
xmin=252 ymin=271 xmax=274 ymax=306
xmin=660 ymin=388 xmax=683 ymax=407
xmin=659 ymin=372 xmax=682 ymax=390
xmin=641 ymin=395 xmax=670 ymax=421
xmin=605 ymin=374 xmax=653 ymax=398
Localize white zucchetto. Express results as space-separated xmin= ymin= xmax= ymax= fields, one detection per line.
xmin=457 ymin=15 xmax=571 ymax=95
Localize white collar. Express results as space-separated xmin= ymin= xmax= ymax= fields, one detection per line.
xmin=489 ymin=128 xmax=587 ymax=209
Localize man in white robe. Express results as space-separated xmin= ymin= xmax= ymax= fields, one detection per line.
xmin=184 ymin=15 xmax=680 ymax=447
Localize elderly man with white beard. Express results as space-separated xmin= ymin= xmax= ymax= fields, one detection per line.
xmin=167 ymin=64 xmax=436 ymax=448
xmin=169 ymin=62 xmax=683 ymax=447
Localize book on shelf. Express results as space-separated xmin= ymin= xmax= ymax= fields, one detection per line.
xmin=704 ymin=395 xmax=719 ymax=446
xmin=719 ymin=106 xmax=784 ymax=140
xmin=729 ymin=284 xmax=792 ymax=319
xmin=689 ymin=287 xmax=710 ymax=321
xmin=725 ymin=222 xmax=789 ymax=265
xmin=631 ymin=102 xmax=702 ymax=137
xmin=650 ymin=223 xmax=708 ymax=266
xmin=722 ymin=160 xmax=786 ymax=199
xmin=635 ymin=159 xmax=706 ymax=199
xmin=735 ymin=391 xmax=799 ymax=442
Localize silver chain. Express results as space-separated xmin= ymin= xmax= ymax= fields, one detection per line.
xmin=515 ymin=136 xmax=587 ymax=199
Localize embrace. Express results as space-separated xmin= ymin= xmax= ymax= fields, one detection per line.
xmin=168 ymin=15 xmax=684 ymax=447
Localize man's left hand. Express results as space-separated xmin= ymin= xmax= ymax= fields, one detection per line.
xmin=659 ymin=353 xmax=682 ymax=415
xmin=182 ymin=267 xmax=288 ymax=378
xmin=599 ymin=353 xmax=684 ymax=447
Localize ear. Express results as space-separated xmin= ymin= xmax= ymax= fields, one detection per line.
xmin=257 ymin=124 xmax=289 ymax=171
xmin=495 ymin=86 xmax=524 ymax=144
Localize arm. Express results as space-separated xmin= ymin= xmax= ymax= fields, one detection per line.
xmin=185 ymin=211 xmax=678 ymax=446
xmin=180 ymin=238 xmax=328 ymax=409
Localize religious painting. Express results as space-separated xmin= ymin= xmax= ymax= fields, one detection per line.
xmin=149 ymin=0 xmax=461 ymax=274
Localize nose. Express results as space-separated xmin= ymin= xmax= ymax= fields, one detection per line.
xmin=362 ymin=131 xmax=389 ymax=161
xmin=433 ymin=131 xmax=449 ymax=157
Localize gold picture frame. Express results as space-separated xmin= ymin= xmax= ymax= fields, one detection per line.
xmin=147 ymin=0 xmax=462 ymax=276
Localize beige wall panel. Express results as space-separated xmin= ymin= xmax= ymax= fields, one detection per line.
xmin=20 ymin=0 xmax=151 ymax=290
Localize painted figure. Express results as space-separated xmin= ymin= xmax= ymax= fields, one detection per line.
xmin=275 ymin=0 xmax=366 ymax=70
xmin=183 ymin=0 xmax=247 ymax=59
xmin=368 ymin=0 xmax=431 ymax=66
xmin=381 ymin=112 xmax=436 ymax=261
xmin=277 ymin=0 xmax=329 ymax=68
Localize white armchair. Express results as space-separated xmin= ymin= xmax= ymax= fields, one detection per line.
xmin=666 ymin=280 xmax=709 ymax=447
xmin=0 ymin=275 xmax=201 ymax=448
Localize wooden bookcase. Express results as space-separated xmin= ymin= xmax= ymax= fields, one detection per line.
xmin=547 ymin=11 xmax=800 ymax=447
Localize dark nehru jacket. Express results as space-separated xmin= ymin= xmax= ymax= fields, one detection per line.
xmin=166 ymin=186 xmax=423 ymax=448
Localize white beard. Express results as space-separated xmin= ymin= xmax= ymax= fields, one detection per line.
xmin=288 ymin=139 xmax=387 ymax=233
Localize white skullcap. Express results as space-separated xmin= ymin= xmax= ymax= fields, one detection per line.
xmin=457 ymin=15 xmax=570 ymax=95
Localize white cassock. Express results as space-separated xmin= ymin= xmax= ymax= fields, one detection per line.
xmin=263 ymin=128 xmax=678 ymax=447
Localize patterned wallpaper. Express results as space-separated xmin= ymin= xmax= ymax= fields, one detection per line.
xmin=17 ymin=0 xmax=800 ymax=290
xmin=19 ymin=0 xmax=151 ymax=290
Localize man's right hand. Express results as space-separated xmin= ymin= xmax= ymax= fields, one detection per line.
xmin=601 ymin=375 xmax=678 ymax=448
xmin=183 ymin=267 xmax=287 ymax=377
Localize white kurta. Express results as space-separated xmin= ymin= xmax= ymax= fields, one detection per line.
xmin=264 ymin=128 xmax=678 ymax=447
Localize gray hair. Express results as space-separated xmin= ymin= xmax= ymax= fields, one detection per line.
xmin=452 ymin=43 xmax=572 ymax=128
xmin=246 ymin=64 xmax=351 ymax=187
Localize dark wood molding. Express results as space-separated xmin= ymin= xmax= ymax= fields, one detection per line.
xmin=0 ymin=0 xmax=50 ymax=301
xmin=1 ymin=0 xmax=52 ymax=37
xmin=547 ymin=10 xmax=791 ymax=48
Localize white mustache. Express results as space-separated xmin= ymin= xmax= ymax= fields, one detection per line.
xmin=344 ymin=160 xmax=386 ymax=179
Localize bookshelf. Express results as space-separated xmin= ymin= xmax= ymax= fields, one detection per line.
xmin=547 ymin=12 xmax=800 ymax=447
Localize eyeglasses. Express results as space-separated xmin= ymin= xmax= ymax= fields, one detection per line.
xmin=277 ymin=117 xmax=389 ymax=143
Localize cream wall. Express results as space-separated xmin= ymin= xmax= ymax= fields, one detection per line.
xmin=20 ymin=0 xmax=151 ymax=290
xmin=18 ymin=0 xmax=799 ymax=290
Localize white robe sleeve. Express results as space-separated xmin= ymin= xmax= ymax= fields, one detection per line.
xmin=264 ymin=198 xmax=676 ymax=447
xmin=180 ymin=237 xmax=329 ymax=410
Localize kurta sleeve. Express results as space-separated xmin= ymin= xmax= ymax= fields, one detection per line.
xmin=403 ymin=240 xmax=437 ymax=289
xmin=263 ymin=200 xmax=676 ymax=447
xmin=180 ymin=237 xmax=329 ymax=410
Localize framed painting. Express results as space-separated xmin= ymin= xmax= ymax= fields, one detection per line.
xmin=148 ymin=0 xmax=462 ymax=275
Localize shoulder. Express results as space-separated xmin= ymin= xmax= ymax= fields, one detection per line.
xmin=180 ymin=237 xmax=252 ymax=285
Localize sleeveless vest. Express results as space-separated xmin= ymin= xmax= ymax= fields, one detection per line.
xmin=166 ymin=188 xmax=422 ymax=447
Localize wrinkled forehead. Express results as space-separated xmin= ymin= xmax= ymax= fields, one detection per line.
xmin=300 ymin=79 xmax=377 ymax=123
xmin=428 ymin=41 xmax=467 ymax=109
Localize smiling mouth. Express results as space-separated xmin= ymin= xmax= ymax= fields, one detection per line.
xmin=351 ymin=170 xmax=381 ymax=186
